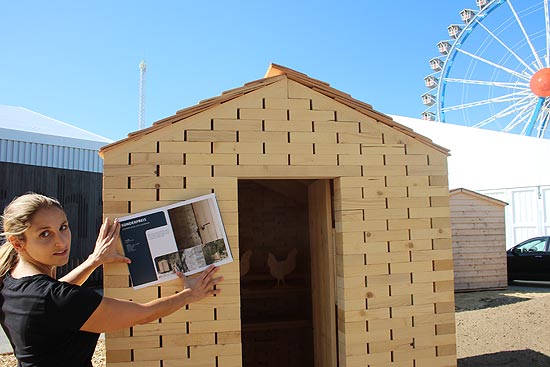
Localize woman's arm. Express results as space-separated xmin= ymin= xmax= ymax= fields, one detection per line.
xmin=60 ymin=218 xmax=130 ymax=286
xmin=80 ymin=265 xmax=223 ymax=333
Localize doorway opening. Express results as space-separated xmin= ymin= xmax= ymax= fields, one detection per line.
xmin=238 ymin=179 xmax=337 ymax=367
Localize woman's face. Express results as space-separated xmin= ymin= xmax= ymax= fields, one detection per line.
xmin=18 ymin=206 xmax=71 ymax=267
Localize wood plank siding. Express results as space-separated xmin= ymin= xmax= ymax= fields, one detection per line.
xmin=450 ymin=188 xmax=507 ymax=291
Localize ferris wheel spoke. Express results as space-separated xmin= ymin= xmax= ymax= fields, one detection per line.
xmin=509 ymin=100 xmax=539 ymax=129
xmin=506 ymin=108 xmax=534 ymax=133
xmin=473 ymin=19 xmax=537 ymax=74
xmin=472 ymin=96 xmax=534 ymax=128
xmin=536 ymin=104 xmax=550 ymax=137
xmin=456 ymin=48 xmax=532 ymax=82
xmin=442 ymin=90 xmax=532 ymax=112
xmin=499 ymin=98 xmax=540 ymax=132
xmin=545 ymin=0 xmax=550 ymax=66
xmin=528 ymin=99 xmax=550 ymax=137
xmin=444 ymin=77 xmax=529 ymax=89
xmin=503 ymin=101 xmax=539 ymax=133
xmin=540 ymin=113 xmax=550 ymax=137
xmin=507 ymin=0 xmax=545 ymax=69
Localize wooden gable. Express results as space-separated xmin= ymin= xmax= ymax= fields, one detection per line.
xmin=450 ymin=188 xmax=508 ymax=207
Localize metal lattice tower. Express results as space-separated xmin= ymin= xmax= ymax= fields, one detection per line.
xmin=138 ymin=60 xmax=147 ymax=130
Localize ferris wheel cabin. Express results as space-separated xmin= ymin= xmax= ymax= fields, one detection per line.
xmin=476 ymin=0 xmax=490 ymax=9
xmin=424 ymin=75 xmax=439 ymax=89
xmin=460 ymin=9 xmax=476 ymax=23
xmin=437 ymin=41 xmax=451 ymax=55
xmin=421 ymin=111 xmax=437 ymax=121
xmin=421 ymin=92 xmax=436 ymax=106
xmin=447 ymin=24 xmax=463 ymax=39
xmin=429 ymin=58 xmax=443 ymax=71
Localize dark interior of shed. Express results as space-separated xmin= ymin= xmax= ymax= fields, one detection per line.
xmin=238 ymin=179 xmax=314 ymax=367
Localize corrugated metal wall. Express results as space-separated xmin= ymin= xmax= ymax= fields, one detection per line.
xmin=0 ymin=162 xmax=104 ymax=285
xmin=479 ymin=185 xmax=550 ymax=249
xmin=0 ymin=139 xmax=104 ymax=173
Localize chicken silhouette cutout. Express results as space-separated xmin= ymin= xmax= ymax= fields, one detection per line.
xmin=267 ymin=248 xmax=298 ymax=286
xmin=240 ymin=249 xmax=253 ymax=278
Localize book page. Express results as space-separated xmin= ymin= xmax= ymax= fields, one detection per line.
xmin=119 ymin=193 xmax=233 ymax=289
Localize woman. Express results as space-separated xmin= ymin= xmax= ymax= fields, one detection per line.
xmin=0 ymin=193 xmax=223 ymax=366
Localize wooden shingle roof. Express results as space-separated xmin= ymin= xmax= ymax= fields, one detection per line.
xmin=450 ymin=188 xmax=508 ymax=206
xmin=99 ymin=64 xmax=450 ymax=155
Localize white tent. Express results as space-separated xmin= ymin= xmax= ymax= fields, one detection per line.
xmin=392 ymin=115 xmax=550 ymax=247
xmin=0 ymin=105 xmax=112 ymax=173
xmin=391 ymin=115 xmax=550 ymax=190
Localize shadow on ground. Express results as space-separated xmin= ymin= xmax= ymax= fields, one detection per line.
xmin=458 ymin=349 xmax=550 ymax=367
xmin=455 ymin=295 xmax=528 ymax=311
xmin=455 ymin=283 xmax=550 ymax=312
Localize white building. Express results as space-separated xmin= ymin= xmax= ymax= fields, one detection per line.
xmin=392 ymin=115 xmax=550 ymax=248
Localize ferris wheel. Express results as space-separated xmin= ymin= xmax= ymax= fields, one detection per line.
xmin=421 ymin=0 xmax=550 ymax=138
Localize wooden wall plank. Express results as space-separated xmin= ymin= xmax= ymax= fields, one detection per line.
xmin=215 ymin=165 xmax=361 ymax=178
xmin=264 ymin=142 xmax=312 ymax=154
xmin=213 ymin=119 xmax=262 ymax=131
xmin=264 ymin=119 xmax=312 ymax=131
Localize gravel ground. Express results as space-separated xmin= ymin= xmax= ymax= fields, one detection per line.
xmin=1 ymin=283 xmax=549 ymax=367
xmin=0 ymin=339 xmax=105 ymax=367
xmin=456 ymin=282 xmax=550 ymax=367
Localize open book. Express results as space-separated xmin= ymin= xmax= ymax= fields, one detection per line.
xmin=118 ymin=193 xmax=233 ymax=289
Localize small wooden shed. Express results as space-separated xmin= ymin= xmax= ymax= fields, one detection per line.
xmin=99 ymin=64 xmax=457 ymax=367
xmin=450 ymin=188 xmax=508 ymax=291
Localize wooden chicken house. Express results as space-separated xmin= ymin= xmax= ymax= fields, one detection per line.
xmin=99 ymin=64 xmax=457 ymax=367
xmin=450 ymin=188 xmax=507 ymax=291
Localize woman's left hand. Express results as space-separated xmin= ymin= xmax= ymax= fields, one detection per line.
xmin=91 ymin=218 xmax=131 ymax=266
xmin=177 ymin=265 xmax=222 ymax=303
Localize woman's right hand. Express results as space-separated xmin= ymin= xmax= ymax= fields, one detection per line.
xmin=179 ymin=265 xmax=223 ymax=303
xmin=90 ymin=218 xmax=131 ymax=266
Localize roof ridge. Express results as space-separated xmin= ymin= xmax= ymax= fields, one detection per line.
xmin=265 ymin=65 xmax=448 ymax=154
xmin=100 ymin=64 xmax=449 ymax=155
xmin=450 ymin=188 xmax=508 ymax=206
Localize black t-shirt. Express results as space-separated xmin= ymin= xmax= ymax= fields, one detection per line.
xmin=0 ymin=273 xmax=103 ymax=367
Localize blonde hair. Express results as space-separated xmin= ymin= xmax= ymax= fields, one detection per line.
xmin=0 ymin=193 xmax=63 ymax=278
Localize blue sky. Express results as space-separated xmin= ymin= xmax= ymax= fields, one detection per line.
xmin=2 ymin=1 xmax=472 ymax=141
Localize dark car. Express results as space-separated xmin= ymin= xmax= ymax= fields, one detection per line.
xmin=507 ymin=236 xmax=550 ymax=282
